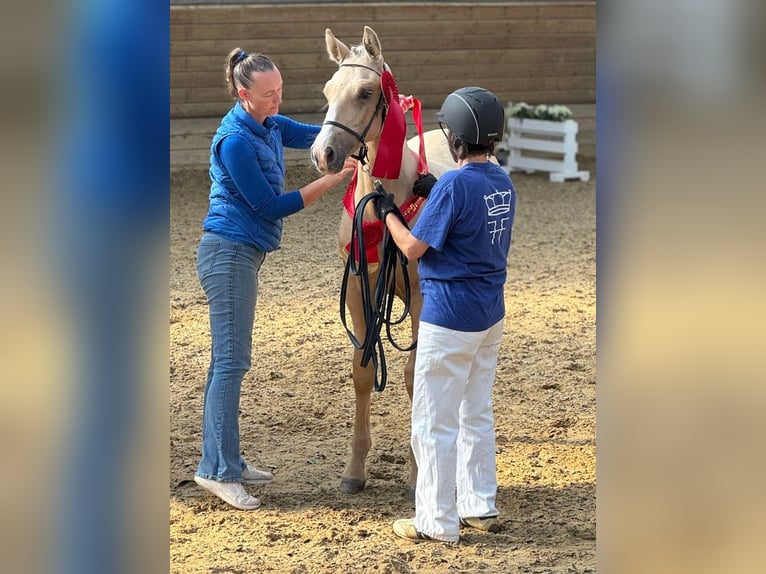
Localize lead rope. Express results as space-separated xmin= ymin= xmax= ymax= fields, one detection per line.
xmin=339 ymin=179 xmax=416 ymax=392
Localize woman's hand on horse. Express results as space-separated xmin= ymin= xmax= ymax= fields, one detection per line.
xmin=332 ymin=157 xmax=356 ymax=182
xmin=413 ymin=173 xmax=437 ymax=199
xmin=300 ymin=158 xmax=356 ymax=206
xmin=324 ymin=158 xmax=356 ymax=186
xmin=343 ymin=156 xmax=358 ymax=171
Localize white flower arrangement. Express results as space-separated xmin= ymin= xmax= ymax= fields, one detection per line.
xmin=507 ymin=102 xmax=573 ymax=122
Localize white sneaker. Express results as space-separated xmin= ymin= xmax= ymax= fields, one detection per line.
xmin=194 ymin=476 xmax=261 ymax=510
xmin=240 ymin=464 xmax=274 ymax=485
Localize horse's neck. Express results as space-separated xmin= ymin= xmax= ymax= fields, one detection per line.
xmin=354 ymin=140 xmax=418 ymax=207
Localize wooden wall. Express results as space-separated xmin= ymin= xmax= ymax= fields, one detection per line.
xmin=171 ymin=2 xmax=596 ymax=118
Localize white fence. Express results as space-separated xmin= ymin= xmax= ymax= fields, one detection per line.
xmin=501 ymin=118 xmax=590 ymax=182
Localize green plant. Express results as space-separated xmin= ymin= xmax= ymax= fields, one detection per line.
xmin=507 ymin=102 xmax=572 ymax=122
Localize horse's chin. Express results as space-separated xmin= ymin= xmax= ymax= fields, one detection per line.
xmin=311 ymin=157 xmax=332 ymax=175
xmin=316 ymin=153 xmax=352 ymax=175
xmin=326 ymin=158 xmax=349 ymax=175
xmin=313 ymin=163 xmax=342 ymax=176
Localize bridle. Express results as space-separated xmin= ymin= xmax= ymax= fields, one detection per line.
xmin=324 ymin=63 xmax=416 ymax=392
xmin=322 ymin=63 xmax=388 ymax=166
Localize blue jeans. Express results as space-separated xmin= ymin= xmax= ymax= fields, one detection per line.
xmin=195 ymin=232 xmax=266 ymax=482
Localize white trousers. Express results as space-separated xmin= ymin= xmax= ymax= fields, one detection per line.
xmin=411 ymin=319 xmax=504 ymax=542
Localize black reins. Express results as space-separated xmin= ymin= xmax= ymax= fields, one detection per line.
xmin=322 ymin=63 xmax=387 ymax=166
xmin=339 ymin=181 xmax=416 ymax=392
xmin=328 ymin=61 xmax=416 ymax=392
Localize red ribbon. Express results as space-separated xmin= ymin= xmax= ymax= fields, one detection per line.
xmin=399 ymin=94 xmax=429 ymax=175
xmin=342 ymin=173 xmax=424 ymax=264
xmin=371 ymin=71 xmax=429 ymax=178
xmin=343 ymin=71 xmax=428 ymax=264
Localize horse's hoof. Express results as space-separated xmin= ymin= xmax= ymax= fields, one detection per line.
xmin=340 ymin=477 xmax=366 ymax=494
xmin=404 ymin=486 xmax=416 ymax=502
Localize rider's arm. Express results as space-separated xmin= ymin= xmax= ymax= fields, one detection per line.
xmin=383 ymin=213 xmax=429 ymax=260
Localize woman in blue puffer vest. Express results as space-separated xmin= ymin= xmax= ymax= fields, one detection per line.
xmin=194 ymin=48 xmax=354 ymax=510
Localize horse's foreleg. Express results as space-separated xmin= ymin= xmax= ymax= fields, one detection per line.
xmin=340 ymin=350 xmax=374 ymax=494
xmin=340 ymin=273 xmax=375 ymax=494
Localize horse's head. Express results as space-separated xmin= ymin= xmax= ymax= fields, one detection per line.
xmin=311 ymin=26 xmax=388 ymax=174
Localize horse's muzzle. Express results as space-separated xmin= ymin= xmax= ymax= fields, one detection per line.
xmin=311 ymin=143 xmax=347 ymax=174
xmin=310 ymin=147 xmax=322 ymax=171
xmin=312 ymin=125 xmax=361 ymax=174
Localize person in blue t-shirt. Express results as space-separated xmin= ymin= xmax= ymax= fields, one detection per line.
xmin=375 ymin=87 xmax=516 ymax=543
xmin=194 ymin=48 xmax=354 ymax=511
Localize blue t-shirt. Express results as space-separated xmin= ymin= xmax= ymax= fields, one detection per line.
xmin=411 ymin=162 xmax=516 ymax=332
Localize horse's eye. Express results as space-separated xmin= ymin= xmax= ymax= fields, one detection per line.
xmin=359 ymin=88 xmax=373 ymax=101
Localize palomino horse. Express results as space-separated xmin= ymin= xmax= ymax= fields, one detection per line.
xmin=311 ymin=26 xmax=455 ymax=497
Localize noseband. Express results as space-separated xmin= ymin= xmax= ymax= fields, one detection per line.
xmin=322 ymin=63 xmax=388 ymax=166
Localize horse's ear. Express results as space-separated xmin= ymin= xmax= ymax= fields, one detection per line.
xmin=325 ymin=28 xmax=350 ymax=64
xmin=362 ymin=26 xmax=383 ymax=62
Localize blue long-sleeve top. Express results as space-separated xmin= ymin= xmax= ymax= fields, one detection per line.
xmin=203 ymin=103 xmax=320 ymax=251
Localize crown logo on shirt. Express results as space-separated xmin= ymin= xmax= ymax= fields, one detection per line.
xmin=484 ymin=189 xmax=512 ymax=216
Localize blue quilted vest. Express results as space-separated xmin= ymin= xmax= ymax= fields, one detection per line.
xmin=203 ymin=103 xmax=292 ymax=252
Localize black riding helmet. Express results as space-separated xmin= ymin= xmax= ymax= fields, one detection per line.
xmin=436 ymin=87 xmax=505 ymax=146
